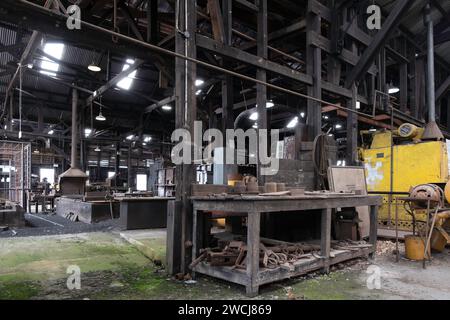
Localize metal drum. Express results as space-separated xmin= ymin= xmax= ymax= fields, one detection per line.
xmin=409 ymin=184 xmax=444 ymax=209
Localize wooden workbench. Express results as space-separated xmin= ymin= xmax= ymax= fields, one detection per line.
xmin=190 ymin=194 xmax=382 ymax=296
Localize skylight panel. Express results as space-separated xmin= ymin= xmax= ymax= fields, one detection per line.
xmin=40 ymin=43 xmax=64 ymax=77
xmin=117 ymin=59 xmax=137 ymax=90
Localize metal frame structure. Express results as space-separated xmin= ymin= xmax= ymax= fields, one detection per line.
xmin=0 ymin=141 xmax=31 ymax=208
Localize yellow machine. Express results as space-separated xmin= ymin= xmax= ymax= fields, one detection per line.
xmin=359 ymin=123 xmax=449 ymax=231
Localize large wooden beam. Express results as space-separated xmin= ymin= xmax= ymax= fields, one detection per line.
xmin=196 ymin=35 xmax=313 ymax=85
xmin=345 ymin=0 xmax=415 ymax=88
xmin=85 ymin=60 xmax=146 ymax=106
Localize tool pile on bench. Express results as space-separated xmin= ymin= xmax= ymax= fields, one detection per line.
xmin=190 ymin=238 xmax=373 ymax=271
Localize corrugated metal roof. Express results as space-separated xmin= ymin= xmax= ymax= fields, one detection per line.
xmin=0 ymin=24 xmax=17 ymax=94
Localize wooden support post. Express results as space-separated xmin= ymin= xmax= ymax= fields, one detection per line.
xmin=246 ymin=211 xmax=260 ymax=297
xmin=415 ymin=58 xmax=426 ymax=120
xmin=207 ymin=0 xmax=225 ymax=43
xmin=306 ymin=1 xmax=322 ymax=140
xmin=127 ymin=146 xmax=132 ymax=189
xmin=321 ymin=208 xmax=331 ymax=273
xmin=346 ymin=16 xmax=358 ymax=165
xmin=256 ymin=0 xmax=268 ymax=185
xmin=221 ymin=0 xmax=234 ymax=185
xmin=346 ymin=85 xmax=358 ymax=165
xmin=166 ymin=200 xmax=182 ymax=274
xmin=115 ymin=142 xmax=120 ymax=186
xmin=399 ymin=39 xmax=408 ymax=113
xmin=191 ymin=208 xmax=204 ymax=277
xmin=175 ymin=0 xmax=197 ymax=274
xmin=369 ymin=205 xmax=378 ymax=259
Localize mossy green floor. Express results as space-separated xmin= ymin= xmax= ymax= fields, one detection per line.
xmin=0 ymin=232 xmax=384 ymax=300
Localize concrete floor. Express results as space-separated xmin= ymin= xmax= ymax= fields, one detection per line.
xmin=0 ymin=229 xmax=449 ymax=300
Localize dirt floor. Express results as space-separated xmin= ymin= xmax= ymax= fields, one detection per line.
xmin=0 ymin=230 xmax=449 ymax=300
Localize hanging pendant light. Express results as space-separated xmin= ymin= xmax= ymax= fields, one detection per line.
xmin=88 ymin=63 xmax=101 ymax=72
xmin=96 ymin=106 xmax=106 ymax=121
xmin=88 ymin=52 xmax=101 ymax=72
xmin=94 ymin=146 xmax=101 ymax=152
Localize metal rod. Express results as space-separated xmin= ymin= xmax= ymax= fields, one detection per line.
xmin=424 ymin=206 xmax=439 ymax=266
xmin=395 ymin=197 xmax=399 ymax=262
xmin=425 ymin=4 xmax=436 ymax=122
xmin=423 ymin=199 xmax=430 ymax=269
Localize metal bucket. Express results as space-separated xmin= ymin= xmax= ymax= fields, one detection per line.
xmin=404 ymin=235 xmax=429 ymax=261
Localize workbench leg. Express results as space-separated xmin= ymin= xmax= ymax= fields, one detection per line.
xmin=246 ymin=211 xmax=260 ymax=297
xmin=191 ymin=209 xmax=203 ymax=278
xmin=321 ymin=208 xmax=332 ymax=273
xmin=369 ymin=205 xmax=378 ymax=259
xmin=35 ymin=202 xmax=38 ymax=213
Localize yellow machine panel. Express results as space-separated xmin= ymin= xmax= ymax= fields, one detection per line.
xmin=360 ymin=131 xmax=449 ymax=230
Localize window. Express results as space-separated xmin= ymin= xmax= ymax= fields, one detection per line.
xmin=40 ymin=168 xmax=55 ymax=186
xmin=117 ymin=59 xmax=137 ymax=90
xmin=136 ymin=174 xmax=147 ymax=191
xmin=40 ymin=43 xmax=65 ymax=77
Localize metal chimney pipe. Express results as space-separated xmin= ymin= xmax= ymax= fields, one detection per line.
xmin=425 ymin=3 xmax=435 ymax=122
xmin=71 ymin=88 xmax=79 ymax=168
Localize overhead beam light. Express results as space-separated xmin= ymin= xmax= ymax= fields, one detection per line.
xmin=94 ymin=146 xmax=101 ymax=152
xmin=48 ymin=129 xmax=54 ymax=135
xmin=126 ymin=134 xmax=134 ymax=140
xmin=196 ymin=90 xmax=202 ymax=96
xmin=84 ymin=128 xmax=92 ymax=137
xmin=195 ymin=79 xmax=204 ymax=87
xmin=335 ymin=124 xmax=342 ymax=129
xmin=388 ymin=81 xmax=400 ymax=94
xmin=388 ymin=87 xmax=400 ymax=94
xmin=88 ymin=63 xmax=101 ymax=72
xmin=287 ymin=116 xmax=299 ymax=128
xmin=266 ymin=101 xmax=274 ymax=109
xmin=300 ymin=112 xmax=305 ymax=118
xmin=249 ymin=112 xmax=258 ymax=121
xmin=144 ymin=136 xmax=152 ymax=143
xmin=162 ymin=104 xmax=172 ymax=111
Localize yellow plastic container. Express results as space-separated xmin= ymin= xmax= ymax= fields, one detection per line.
xmin=404 ymin=235 xmax=429 ymax=260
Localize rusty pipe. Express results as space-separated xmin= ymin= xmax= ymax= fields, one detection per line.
xmin=71 ymin=88 xmax=79 ymax=168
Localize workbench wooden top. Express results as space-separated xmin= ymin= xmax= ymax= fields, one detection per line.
xmin=191 ymin=194 xmax=381 ymax=201
xmin=191 ymin=194 xmax=382 ymax=213
xmin=115 ymin=196 xmax=176 ymax=202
